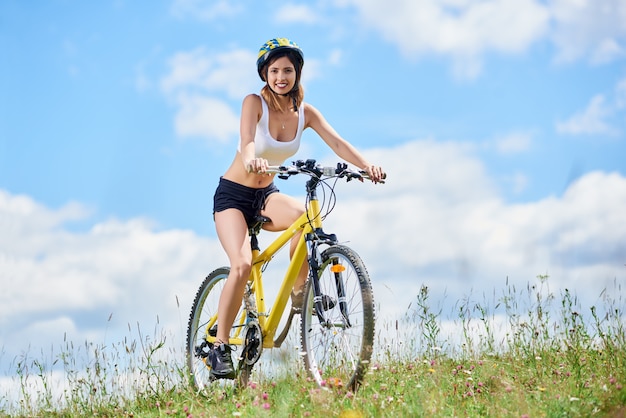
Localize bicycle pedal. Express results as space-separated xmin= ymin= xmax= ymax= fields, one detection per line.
xmin=195 ymin=341 xmax=212 ymax=358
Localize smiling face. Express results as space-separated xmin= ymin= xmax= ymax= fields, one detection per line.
xmin=265 ymin=55 xmax=297 ymax=95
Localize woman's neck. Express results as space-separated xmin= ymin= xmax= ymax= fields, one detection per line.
xmin=275 ymin=95 xmax=291 ymax=109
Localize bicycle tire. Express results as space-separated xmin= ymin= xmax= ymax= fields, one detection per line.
xmin=300 ymin=245 xmax=375 ymax=391
xmin=186 ymin=267 xmax=234 ymax=390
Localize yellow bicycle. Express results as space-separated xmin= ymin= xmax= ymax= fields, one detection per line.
xmin=186 ymin=159 xmax=379 ymax=390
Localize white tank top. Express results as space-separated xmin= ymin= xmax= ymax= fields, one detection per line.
xmin=240 ymin=95 xmax=305 ymax=165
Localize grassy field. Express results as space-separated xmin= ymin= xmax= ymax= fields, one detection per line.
xmin=2 ymin=277 xmax=625 ymax=417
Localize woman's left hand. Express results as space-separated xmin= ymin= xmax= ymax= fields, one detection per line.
xmin=364 ymin=165 xmax=386 ymax=183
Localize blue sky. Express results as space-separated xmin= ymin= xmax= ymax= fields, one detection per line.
xmin=1 ymin=0 xmax=626 ymax=400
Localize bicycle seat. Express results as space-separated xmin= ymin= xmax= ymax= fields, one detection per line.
xmin=250 ymin=215 xmax=272 ymax=236
xmin=252 ymin=215 xmax=272 ymax=225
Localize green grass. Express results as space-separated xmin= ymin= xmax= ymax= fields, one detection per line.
xmin=2 ymin=277 xmax=625 ymax=417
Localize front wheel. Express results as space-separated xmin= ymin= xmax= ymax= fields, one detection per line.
xmin=300 ymin=245 xmax=375 ymax=391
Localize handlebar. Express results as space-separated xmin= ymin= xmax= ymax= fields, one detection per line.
xmin=264 ymin=159 xmax=385 ymax=183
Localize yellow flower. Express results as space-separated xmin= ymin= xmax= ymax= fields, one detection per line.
xmin=339 ymin=410 xmax=363 ymax=418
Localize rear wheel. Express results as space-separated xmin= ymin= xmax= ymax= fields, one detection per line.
xmin=300 ymin=245 xmax=375 ymax=391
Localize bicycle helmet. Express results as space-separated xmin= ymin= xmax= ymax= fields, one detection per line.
xmin=256 ymin=37 xmax=304 ymax=82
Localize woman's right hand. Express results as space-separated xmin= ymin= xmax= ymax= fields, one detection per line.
xmin=246 ymin=157 xmax=269 ymax=174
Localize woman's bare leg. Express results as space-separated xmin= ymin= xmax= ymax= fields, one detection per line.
xmin=214 ymin=209 xmax=252 ymax=345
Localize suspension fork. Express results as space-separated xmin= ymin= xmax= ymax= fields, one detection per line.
xmin=331 ymin=257 xmax=352 ymax=328
xmin=305 ymin=229 xmax=351 ymax=327
xmin=305 ymin=237 xmax=327 ymax=325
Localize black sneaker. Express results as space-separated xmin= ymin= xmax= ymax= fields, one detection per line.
xmin=209 ymin=343 xmax=236 ymax=380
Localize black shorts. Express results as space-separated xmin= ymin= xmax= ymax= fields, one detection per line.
xmin=213 ymin=177 xmax=279 ymax=227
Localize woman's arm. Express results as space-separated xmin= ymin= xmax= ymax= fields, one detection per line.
xmin=239 ymin=94 xmax=268 ymax=172
xmin=305 ymin=103 xmax=385 ymax=182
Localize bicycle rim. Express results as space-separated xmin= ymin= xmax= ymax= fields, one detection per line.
xmin=300 ymin=245 xmax=375 ymax=391
xmin=186 ymin=267 xmax=230 ymax=390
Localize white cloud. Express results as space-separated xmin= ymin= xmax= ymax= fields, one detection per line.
xmin=590 ymin=38 xmax=625 ymax=65
xmin=173 ymin=93 xmax=240 ymax=142
xmin=335 ymin=0 xmax=626 ymax=77
xmin=0 ymin=192 xmax=226 ymax=364
xmin=550 ymin=0 xmax=626 ymax=65
xmin=556 ymin=94 xmax=619 ymax=136
xmin=161 ymin=48 xmax=213 ymax=94
xmin=493 ymin=132 xmax=533 ymax=155
xmin=556 ymin=74 xmax=626 ymax=137
xmin=160 ymin=47 xmax=258 ymax=143
xmin=275 ymin=4 xmax=321 ymax=24
xmin=161 ymin=48 xmax=257 ymax=100
xmin=339 ymin=0 xmax=550 ymax=79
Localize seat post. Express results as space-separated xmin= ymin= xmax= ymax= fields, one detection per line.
xmin=249 ymin=215 xmax=272 ymax=251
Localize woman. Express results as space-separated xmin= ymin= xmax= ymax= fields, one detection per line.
xmin=210 ymin=38 xmax=385 ymax=379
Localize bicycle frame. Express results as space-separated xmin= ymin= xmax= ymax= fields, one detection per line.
xmin=205 ymin=192 xmax=323 ymax=349
xmin=187 ymin=159 xmax=381 ymax=390
xmin=252 ymin=200 xmax=322 ymax=348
